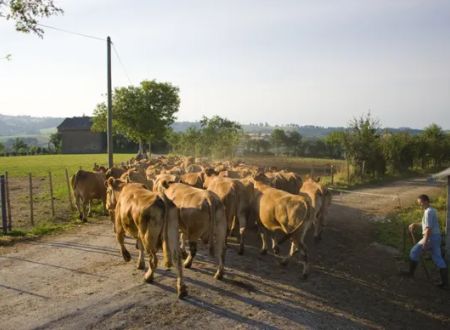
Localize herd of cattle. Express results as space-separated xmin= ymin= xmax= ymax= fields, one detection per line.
xmin=71 ymin=156 xmax=332 ymax=298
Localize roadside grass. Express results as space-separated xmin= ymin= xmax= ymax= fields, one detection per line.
xmin=374 ymin=192 xmax=447 ymax=258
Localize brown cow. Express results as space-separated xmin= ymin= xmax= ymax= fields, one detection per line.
xmin=159 ymin=182 xmax=227 ymax=280
xmin=71 ymin=170 xmax=107 ymax=221
xmin=252 ymin=174 xmax=314 ymax=279
xmin=105 ymin=179 xmax=187 ymax=298
xmin=300 ymin=177 xmax=332 ymax=241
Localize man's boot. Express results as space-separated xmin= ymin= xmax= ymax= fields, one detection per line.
xmin=436 ymin=267 xmax=448 ymax=289
xmin=399 ymin=260 xmax=418 ymax=278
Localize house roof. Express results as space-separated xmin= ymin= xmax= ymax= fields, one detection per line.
xmin=57 ymin=116 xmax=93 ymax=131
xmin=432 ymin=167 xmax=450 ymax=179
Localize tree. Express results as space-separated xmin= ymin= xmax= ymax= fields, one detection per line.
xmin=92 ymin=80 xmax=180 ymax=156
xmin=381 ymin=132 xmax=415 ymax=173
xmin=343 ymin=113 xmax=385 ymax=177
xmin=0 ymin=141 xmax=4 ymax=154
xmin=285 ymin=131 xmax=303 ymax=156
xmin=270 ymin=129 xmax=288 ymax=155
xmin=419 ymin=123 xmax=447 ymax=168
xmin=0 ymin=0 xmax=63 ymax=37
xmin=49 ymin=132 xmax=62 ymax=153
xmin=12 ymin=138 xmax=28 ymax=154
xmin=199 ymin=116 xmax=242 ymax=159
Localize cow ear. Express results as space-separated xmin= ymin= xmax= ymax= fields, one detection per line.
xmin=315 ymin=176 xmax=321 ymax=183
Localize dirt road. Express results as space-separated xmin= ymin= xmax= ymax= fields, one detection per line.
xmin=1 ymin=178 xmax=449 ymax=329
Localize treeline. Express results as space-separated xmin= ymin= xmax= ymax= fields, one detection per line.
xmin=167 ymin=114 xmax=450 ymax=178
xmin=0 ymin=133 xmax=61 ymax=156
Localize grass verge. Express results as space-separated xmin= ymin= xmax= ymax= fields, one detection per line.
xmin=374 ymin=193 xmax=447 ymax=258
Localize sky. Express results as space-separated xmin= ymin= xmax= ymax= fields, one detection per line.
xmin=1 ymin=0 xmax=449 ymax=129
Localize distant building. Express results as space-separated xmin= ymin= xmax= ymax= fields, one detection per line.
xmin=57 ymin=116 xmax=106 ymax=154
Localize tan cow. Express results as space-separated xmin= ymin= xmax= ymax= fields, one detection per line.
xmin=204 ymin=173 xmax=254 ymax=255
xmin=71 ymin=169 xmax=107 ymax=221
xmin=185 ymin=164 xmax=204 ymax=173
xmin=120 ymin=169 xmax=153 ymax=190
xmin=265 ymin=170 xmax=303 ymax=194
xmin=105 ymin=179 xmax=187 ymax=298
xmin=180 ymin=172 xmax=204 ymax=188
xmin=252 ymin=174 xmax=314 ymax=279
xmin=159 ymin=182 xmax=227 ymax=280
xmin=300 ymin=177 xmax=332 ymax=242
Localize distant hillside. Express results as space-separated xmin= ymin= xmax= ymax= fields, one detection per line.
xmin=0 ymin=114 xmax=64 ymax=136
xmin=0 ymin=114 xmax=424 ymax=141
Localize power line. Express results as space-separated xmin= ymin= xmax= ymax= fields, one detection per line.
xmin=112 ymin=42 xmax=133 ymax=85
xmin=36 ymin=23 xmax=105 ymax=41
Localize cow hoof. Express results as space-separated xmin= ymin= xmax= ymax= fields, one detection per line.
xmin=178 ymin=285 xmax=188 ymax=299
xmin=82 ymin=218 xmax=88 ymax=223
xmin=137 ymin=262 xmax=145 ymax=270
xmin=279 ymin=259 xmax=289 ymax=267
xmin=183 ymin=257 xmax=193 ymax=268
xmin=181 ymin=250 xmax=188 ymax=259
xmin=122 ymin=250 xmax=131 ymax=262
xmin=301 ymin=274 xmax=309 ymax=280
xmin=144 ymin=273 xmax=154 ymax=283
xmin=214 ymin=272 xmax=224 ymax=280
xmin=260 ymin=249 xmax=267 ymax=255
xmin=238 ymin=248 xmax=244 ymax=256
xmin=273 ymin=246 xmax=280 ymax=255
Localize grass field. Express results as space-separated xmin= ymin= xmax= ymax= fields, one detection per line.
xmin=0 ymin=153 xmax=135 ymax=177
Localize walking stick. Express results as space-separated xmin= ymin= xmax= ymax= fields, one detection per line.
xmin=409 ymin=229 xmax=431 ymax=280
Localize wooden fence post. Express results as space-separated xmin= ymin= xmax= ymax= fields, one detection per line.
xmin=65 ymin=169 xmax=74 ymax=211
xmin=346 ymin=159 xmax=350 ymax=185
xmin=1 ymin=175 xmax=7 ymax=234
xmin=5 ymin=171 xmax=12 ymax=231
xmin=29 ymin=173 xmax=34 ymax=226
xmin=330 ymin=164 xmax=334 ymax=185
xmin=48 ymin=171 xmax=55 ymax=218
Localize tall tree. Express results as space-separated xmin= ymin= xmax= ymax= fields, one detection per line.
xmin=199 ymin=116 xmax=242 ymax=159
xmin=92 ymin=80 xmax=180 ymax=156
xmin=49 ymin=132 xmax=62 ymax=153
xmin=0 ymin=0 xmax=63 ymax=37
xmin=270 ymin=129 xmax=288 ymax=155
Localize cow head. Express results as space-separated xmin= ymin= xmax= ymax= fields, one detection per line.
xmin=105 ymin=177 xmax=126 ymax=212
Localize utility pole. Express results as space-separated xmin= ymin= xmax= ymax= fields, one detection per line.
xmin=107 ymin=36 xmax=113 ymax=168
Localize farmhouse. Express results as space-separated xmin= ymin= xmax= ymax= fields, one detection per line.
xmin=57 ymin=116 xmax=106 ymax=154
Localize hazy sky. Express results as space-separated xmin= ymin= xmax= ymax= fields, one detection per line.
xmin=1 ymin=0 xmax=449 ymax=128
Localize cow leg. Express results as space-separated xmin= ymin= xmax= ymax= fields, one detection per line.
xmin=166 ymin=213 xmax=188 ymax=298
xmin=259 ymin=228 xmax=269 ymax=255
xmin=75 ymin=194 xmax=83 ymax=220
xmin=183 ymin=241 xmax=197 ymax=268
xmin=81 ymin=199 xmax=88 ymax=222
xmin=237 ymin=211 xmax=247 ymax=255
xmin=144 ymin=250 xmax=158 ymax=283
xmin=115 ymin=222 xmax=131 ymax=262
xmin=136 ymin=239 xmax=146 ymax=270
xmin=298 ymin=241 xmax=309 ymax=280
xmin=87 ymin=201 xmax=92 ymax=217
xmin=180 ymin=232 xmax=188 ymax=259
xmin=213 ymin=219 xmax=227 ymax=280
xmin=279 ymin=239 xmax=298 ymax=266
xmin=102 ymin=196 xmax=108 ymax=216
xmin=272 ymin=238 xmax=280 ymax=255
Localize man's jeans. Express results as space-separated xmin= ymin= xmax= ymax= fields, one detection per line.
xmin=410 ymin=233 xmax=447 ymax=269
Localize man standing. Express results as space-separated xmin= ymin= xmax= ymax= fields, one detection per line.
xmin=401 ymin=194 xmax=448 ymax=288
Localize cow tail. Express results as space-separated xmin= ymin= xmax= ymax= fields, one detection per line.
xmin=207 ymin=195 xmax=216 ymax=257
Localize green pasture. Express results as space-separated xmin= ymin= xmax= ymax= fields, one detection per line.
xmin=0 ymin=154 xmax=135 ymax=177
